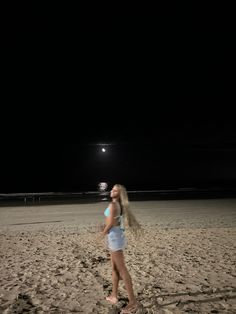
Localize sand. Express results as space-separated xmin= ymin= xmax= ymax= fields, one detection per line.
xmin=0 ymin=199 xmax=236 ymax=313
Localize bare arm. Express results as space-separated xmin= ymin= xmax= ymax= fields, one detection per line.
xmin=102 ymin=203 xmax=116 ymax=235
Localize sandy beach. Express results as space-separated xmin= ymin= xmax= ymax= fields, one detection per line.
xmin=0 ymin=199 xmax=236 ymax=313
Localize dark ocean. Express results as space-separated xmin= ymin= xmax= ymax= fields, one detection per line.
xmin=1 ymin=187 xmax=236 ymax=207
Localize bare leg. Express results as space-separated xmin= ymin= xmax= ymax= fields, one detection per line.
xmin=106 ymin=253 xmax=119 ymax=304
xmin=112 ymin=251 xmax=137 ymax=310
xmin=111 ymin=253 xmax=120 ymax=298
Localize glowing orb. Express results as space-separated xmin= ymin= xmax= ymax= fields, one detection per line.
xmin=98 ymin=182 xmax=108 ymax=192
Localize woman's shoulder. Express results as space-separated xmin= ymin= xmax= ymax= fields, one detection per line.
xmin=109 ymin=202 xmax=118 ymax=210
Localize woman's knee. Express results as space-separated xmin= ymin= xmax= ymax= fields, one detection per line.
xmin=116 ymin=262 xmax=128 ymax=276
xmin=118 ymin=267 xmax=129 ymax=280
xmin=112 ymin=263 xmax=119 ymax=274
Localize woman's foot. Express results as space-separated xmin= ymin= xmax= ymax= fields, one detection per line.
xmin=105 ymin=295 xmax=118 ymax=304
xmin=120 ymin=302 xmax=138 ymax=313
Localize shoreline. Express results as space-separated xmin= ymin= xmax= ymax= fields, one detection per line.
xmin=1 ymin=187 xmax=236 ymax=207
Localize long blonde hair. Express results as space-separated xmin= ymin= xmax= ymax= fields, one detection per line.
xmin=115 ymin=184 xmax=142 ymax=237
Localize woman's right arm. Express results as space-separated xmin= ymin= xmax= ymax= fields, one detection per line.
xmin=102 ymin=203 xmax=115 ymax=235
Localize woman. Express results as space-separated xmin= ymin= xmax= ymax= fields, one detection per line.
xmin=101 ymin=184 xmax=141 ymax=313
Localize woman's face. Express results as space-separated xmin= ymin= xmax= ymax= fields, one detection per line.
xmin=110 ymin=186 xmax=120 ymax=199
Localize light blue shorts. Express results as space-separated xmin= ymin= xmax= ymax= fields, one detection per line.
xmin=107 ymin=226 xmax=126 ymax=251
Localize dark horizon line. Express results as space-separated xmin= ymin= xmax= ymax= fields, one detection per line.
xmin=1 ymin=186 xmax=236 ymax=197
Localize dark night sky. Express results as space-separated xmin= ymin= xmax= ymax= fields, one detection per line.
xmin=2 ymin=7 xmax=235 ymax=193
xmin=1 ymin=114 xmax=236 ymax=193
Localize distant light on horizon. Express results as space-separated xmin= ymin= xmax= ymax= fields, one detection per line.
xmin=101 ymin=148 xmax=106 ymax=152
xmin=98 ymin=182 xmax=108 ymax=192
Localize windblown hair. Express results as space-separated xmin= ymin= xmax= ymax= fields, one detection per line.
xmin=115 ymin=184 xmax=143 ymax=238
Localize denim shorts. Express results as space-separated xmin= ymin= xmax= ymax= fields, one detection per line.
xmin=107 ymin=226 xmax=126 ymax=251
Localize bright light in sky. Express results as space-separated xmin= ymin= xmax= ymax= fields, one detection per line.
xmin=101 ymin=148 xmax=106 ymax=152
